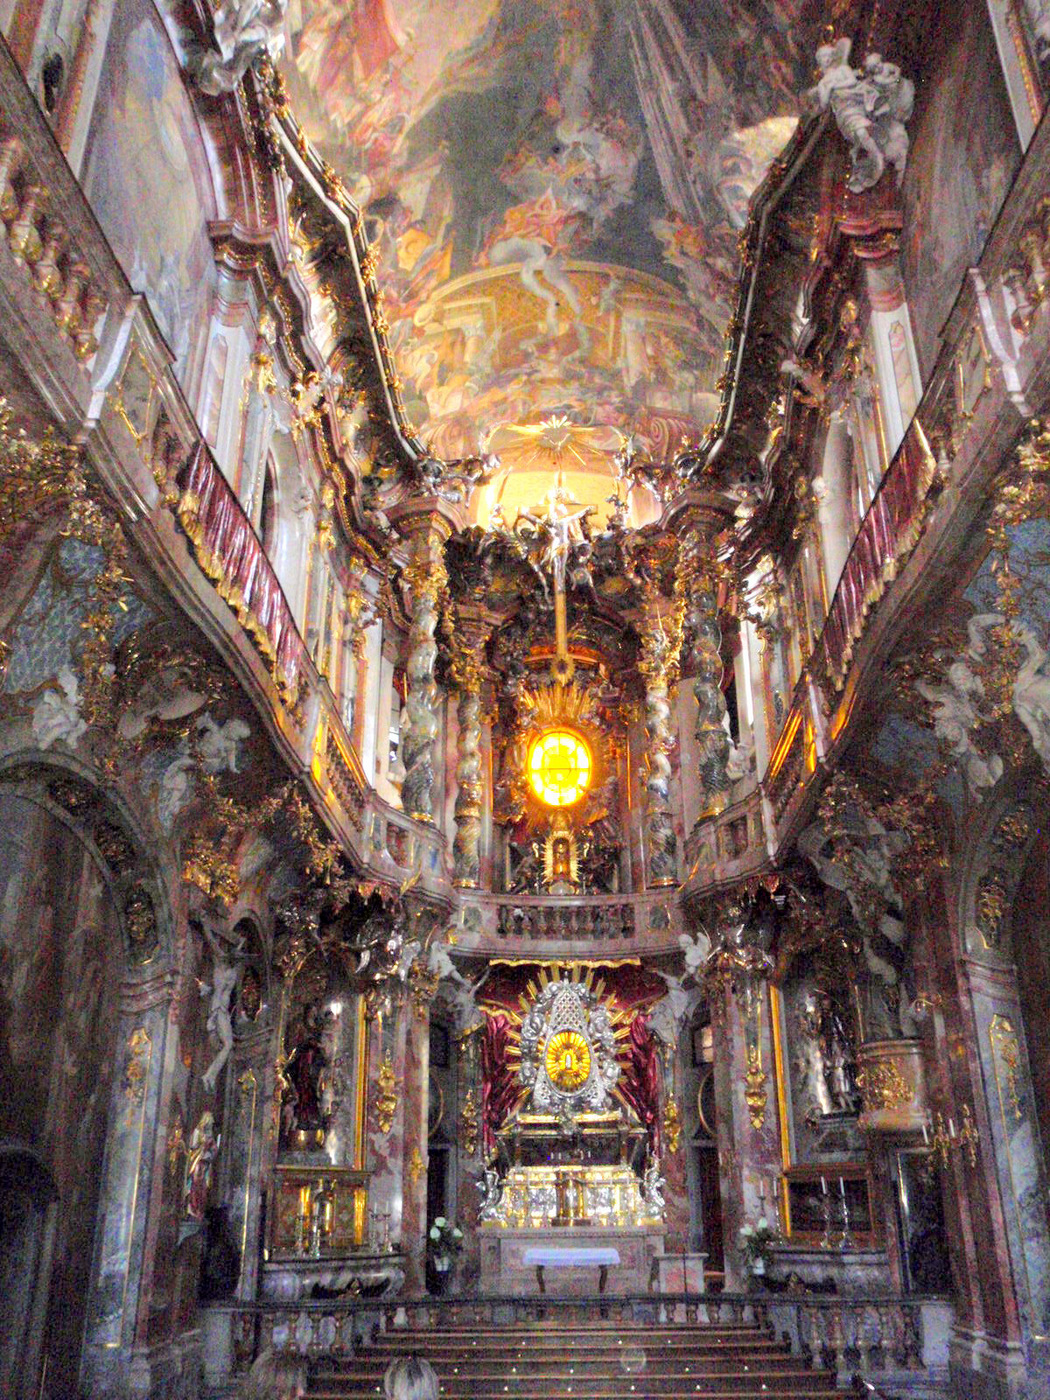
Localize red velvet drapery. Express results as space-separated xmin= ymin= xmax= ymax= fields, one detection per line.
xmin=618 ymin=1011 xmax=662 ymax=1156
xmin=480 ymin=1011 xmax=520 ymax=1158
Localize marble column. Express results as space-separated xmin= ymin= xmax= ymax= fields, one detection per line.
xmin=401 ymin=523 xmax=449 ymax=823
xmin=362 ymin=991 xmax=407 ymax=1257
xmin=639 ymin=598 xmax=684 ymax=888
xmin=707 ymin=912 xmax=783 ymax=1290
xmin=660 ymin=1038 xmax=691 ymax=1251
xmin=80 ymin=965 xmax=178 ymax=1398
xmin=399 ymin=986 xmax=431 ymax=1295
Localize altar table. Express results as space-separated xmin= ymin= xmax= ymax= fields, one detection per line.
xmin=523 ymin=1245 xmax=620 ymax=1295
xmin=480 ymin=1225 xmax=664 ymax=1296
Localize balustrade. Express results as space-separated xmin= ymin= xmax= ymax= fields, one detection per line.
xmin=494 ymin=897 xmax=637 ymax=942
xmin=205 ymin=1291 xmax=950 ymax=1390
xmin=815 ymin=420 xmax=941 ymax=694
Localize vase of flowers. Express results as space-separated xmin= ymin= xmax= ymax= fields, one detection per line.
xmin=427 ymin=1217 xmax=464 ymax=1292
xmin=738 ymin=1217 xmax=776 ymax=1285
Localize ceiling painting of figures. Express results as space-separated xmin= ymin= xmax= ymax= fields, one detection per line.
xmin=281 ymin=0 xmax=818 ymax=460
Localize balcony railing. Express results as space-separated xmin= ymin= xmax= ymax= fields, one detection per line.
xmin=816 ymin=418 xmax=941 ymax=693
xmin=177 ymin=446 xmax=307 ymax=705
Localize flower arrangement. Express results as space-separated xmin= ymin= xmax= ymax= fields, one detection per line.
xmin=427 ymin=1217 xmax=464 ymax=1272
xmin=738 ymin=1217 xmax=777 ymax=1278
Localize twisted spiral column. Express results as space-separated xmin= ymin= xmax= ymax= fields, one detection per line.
xmin=452 ymin=669 xmax=483 ymax=887
xmin=639 ymin=597 xmax=684 ymax=888
xmin=401 ymin=527 xmax=448 ymax=822
xmin=688 ymin=569 xmax=731 ymax=824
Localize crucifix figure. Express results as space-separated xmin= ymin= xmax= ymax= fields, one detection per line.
xmin=514 ymin=478 xmax=593 ymax=670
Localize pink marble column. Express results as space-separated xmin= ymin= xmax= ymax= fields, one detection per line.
xmin=399 ymin=996 xmax=430 ymax=1294
xmin=710 ymin=977 xmax=783 ymax=1289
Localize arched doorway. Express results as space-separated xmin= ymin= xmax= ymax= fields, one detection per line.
xmin=0 ymin=789 xmax=126 ymax=1399
xmin=1011 ymin=828 xmax=1050 ymax=1188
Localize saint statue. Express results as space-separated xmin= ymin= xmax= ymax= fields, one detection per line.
xmin=281 ymin=1003 xmax=329 ymax=1147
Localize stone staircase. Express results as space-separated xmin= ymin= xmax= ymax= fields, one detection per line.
xmin=307 ymin=1320 xmax=854 ymax=1399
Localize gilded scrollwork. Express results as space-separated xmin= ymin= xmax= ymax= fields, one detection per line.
xmin=375 ymin=1050 xmax=398 ymax=1134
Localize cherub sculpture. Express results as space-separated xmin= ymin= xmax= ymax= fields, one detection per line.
xmin=808 ymin=38 xmax=913 ymax=193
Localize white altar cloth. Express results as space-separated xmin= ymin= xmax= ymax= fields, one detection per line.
xmin=523 ymin=1247 xmax=620 ymax=1267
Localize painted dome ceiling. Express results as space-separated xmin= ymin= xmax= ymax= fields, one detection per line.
xmin=281 ymin=0 xmax=816 ymax=464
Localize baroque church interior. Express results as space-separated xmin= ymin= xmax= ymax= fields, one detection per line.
xmin=2 ymin=0 xmax=1050 ymax=1397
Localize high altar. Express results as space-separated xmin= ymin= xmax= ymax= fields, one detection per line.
xmin=478 ymin=976 xmax=666 ymax=1295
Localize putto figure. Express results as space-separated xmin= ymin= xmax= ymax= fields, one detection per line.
xmin=809 ymin=38 xmax=914 ymax=193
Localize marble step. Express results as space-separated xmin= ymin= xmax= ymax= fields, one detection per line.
xmin=320 ymin=1358 xmax=807 ymax=1376
xmin=308 ymin=1386 xmax=844 ymax=1399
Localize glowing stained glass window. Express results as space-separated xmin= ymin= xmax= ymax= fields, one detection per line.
xmin=527 ymin=729 xmax=592 ymax=808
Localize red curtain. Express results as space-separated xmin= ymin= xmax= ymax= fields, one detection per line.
xmin=480 ymin=1012 xmax=520 ymax=1158
xmin=619 ymin=1011 xmax=662 ymax=1156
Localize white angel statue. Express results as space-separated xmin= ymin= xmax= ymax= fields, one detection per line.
xmin=188 ymin=0 xmax=288 ymax=96
xmin=809 ymin=38 xmax=913 ymax=193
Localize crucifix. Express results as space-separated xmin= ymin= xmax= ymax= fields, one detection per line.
xmin=516 ymin=476 xmax=592 ymax=676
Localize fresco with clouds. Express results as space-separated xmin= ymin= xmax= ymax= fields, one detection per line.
xmin=281 ymin=0 xmax=818 ymax=458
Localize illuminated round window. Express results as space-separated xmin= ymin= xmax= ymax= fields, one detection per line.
xmin=527 ymin=729 xmax=592 ymax=808
xmin=545 ymin=1029 xmax=591 ymax=1092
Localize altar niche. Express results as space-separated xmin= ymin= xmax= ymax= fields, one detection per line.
xmin=477 ymin=968 xmax=666 ymax=1295
xmin=263 ymin=948 xmax=370 ymax=1300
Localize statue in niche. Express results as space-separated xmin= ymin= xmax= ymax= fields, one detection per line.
xmin=281 ymin=1003 xmax=329 ymax=1149
xmin=184 ymin=1111 xmax=220 ymax=1220
xmin=798 ymin=811 xmax=916 ymax=1041
xmin=544 ymin=822 xmax=579 ymax=895
xmin=198 ymin=923 xmax=244 ymax=1093
xmin=795 ymin=991 xmax=858 ymax=1123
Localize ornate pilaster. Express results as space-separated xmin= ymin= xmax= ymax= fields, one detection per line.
xmin=81 ymin=965 xmax=179 ymax=1399
xmin=224 ymin=1018 xmax=273 ymax=1303
xmin=638 ymin=593 xmax=685 ymax=888
xmin=401 ymin=520 xmax=450 ymax=822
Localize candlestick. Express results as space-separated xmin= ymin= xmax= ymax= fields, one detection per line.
xmin=838 ymin=1176 xmax=846 ymax=1198
xmin=821 ymin=1175 xmax=828 ymax=1195
xmin=921 ymin=1121 xmax=929 ymax=1146
xmin=948 ymin=1118 xmax=956 ymax=1139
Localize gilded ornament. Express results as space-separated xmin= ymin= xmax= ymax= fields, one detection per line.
xmin=408 ymin=1147 xmax=425 ymax=1188
xmin=167 ymin=1119 xmax=185 ymax=1176
xmin=663 ymin=1092 xmax=683 ymax=1153
xmin=744 ymin=1046 xmax=767 ymax=1130
xmin=409 ymin=958 xmax=439 ymax=1021
xmin=990 ymin=1015 xmax=1024 ymax=1124
xmin=459 ymin=1086 xmax=479 ymax=1158
xmin=376 ymin=1050 xmax=398 ymax=1134
xmin=122 ymin=1027 xmax=151 ymax=1127
xmin=976 ymin=874 xmax=1007 ymax=949
xmin=545 ymin=1029 xmax=592 ymax=1092
xmin=855 ymin=1059 xmax=910 ymax=1112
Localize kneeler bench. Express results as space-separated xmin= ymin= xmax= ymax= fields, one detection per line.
xmin=522 ymin=1245 xmax=621 ymax=1296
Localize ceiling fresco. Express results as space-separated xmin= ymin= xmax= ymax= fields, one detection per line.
xmin=281 ymin=0 xmax=816 ymax=464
